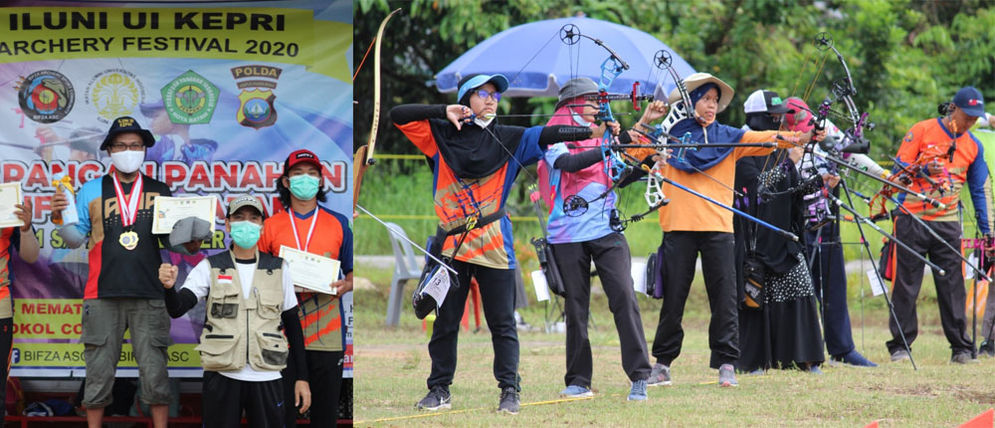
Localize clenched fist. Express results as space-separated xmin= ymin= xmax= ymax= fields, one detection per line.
xmin=159 ymin=263 xmax=178 ymax=289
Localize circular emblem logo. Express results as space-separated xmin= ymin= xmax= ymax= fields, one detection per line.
xmin=17 ymin=70 xmax=75 ymax=124
xmin=242 ymin=97 xmax=271 ymax=123
xmin=85 ymin=69 xmax=145 ymax=123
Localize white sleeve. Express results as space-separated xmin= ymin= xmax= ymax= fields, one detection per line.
xmin=178 ymin=259 xmax=212 ymax=300
xmin=281 ymin=261 xmax=298 ymax=311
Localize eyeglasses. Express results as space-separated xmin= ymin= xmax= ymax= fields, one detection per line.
xmin=475 ymin=90 xmax=501 ymax=102
xmin=109 ymin=142 xmax=145 ymax=152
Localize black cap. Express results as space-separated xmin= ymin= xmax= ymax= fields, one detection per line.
xmin=100 ymin=116 xmax=155 ymax=151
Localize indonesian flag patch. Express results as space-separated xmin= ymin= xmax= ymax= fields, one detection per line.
xmin=218 ymin=275 xmax=233 ymax=284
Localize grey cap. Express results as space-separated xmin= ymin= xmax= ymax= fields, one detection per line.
xmin=169 ymin=217 xmax=213 ymax=250
xmin=227 ymin=195 xmax=265 ymax=218
xmin=556 ymin=77 xmax=599 ymax=109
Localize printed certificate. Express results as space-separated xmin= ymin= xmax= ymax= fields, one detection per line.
xmin=0 ymin=182 xmax=23 ymax=229
xmin=152 ymin=196 xmax=217 ymax=234
xmin=279 ymin=245 xmax=340 ymax=295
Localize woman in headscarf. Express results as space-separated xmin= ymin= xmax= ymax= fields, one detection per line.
xmin=642 ymin=73 xmax=815 ymax=388
xmin=537 ymin=77 xmax=665 ymax=402
xmin=734 ymin=90 xmax=825 ymax=374
xmin=390 ymin=73 xmax=612 ymax=415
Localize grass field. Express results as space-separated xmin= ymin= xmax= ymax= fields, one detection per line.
xmin=353 ymin=263 xmax=995 ymax=427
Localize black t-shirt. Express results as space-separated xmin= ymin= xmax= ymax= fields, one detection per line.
xmin=85 ymin=174 xmax=171 ymax=299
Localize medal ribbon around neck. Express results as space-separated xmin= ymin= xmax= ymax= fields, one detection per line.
xmin=112 ymin=173 xmax=143 ymax=228
xmin=289 ymin=206 xmax=319 ymax=252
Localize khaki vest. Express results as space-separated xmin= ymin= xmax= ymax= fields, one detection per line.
xmin=195 ymin=251 xmax=289 ymax=372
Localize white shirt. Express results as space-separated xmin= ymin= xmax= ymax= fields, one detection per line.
xmin=181 ymin=257 xmax=297 ymax=382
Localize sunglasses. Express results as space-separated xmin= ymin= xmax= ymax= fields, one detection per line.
xmin=475 ymin=90 xmax=502 ymax=101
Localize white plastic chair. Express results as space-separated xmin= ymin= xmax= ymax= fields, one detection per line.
xmin=385 ymin=222 xmax=424 ymax=326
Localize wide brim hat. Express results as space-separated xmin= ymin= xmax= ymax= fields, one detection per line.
xmin=100 ymin=116 xmax=155 ymax=150
xmin=668 ymin=72 xmax=735 ymax=114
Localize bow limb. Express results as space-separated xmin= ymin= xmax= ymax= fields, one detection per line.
xmin=353 ymin=8 xmax=402 ymax=211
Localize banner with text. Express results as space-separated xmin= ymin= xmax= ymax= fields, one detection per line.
xmin=0 ymin=0 xmax=353 ymax=378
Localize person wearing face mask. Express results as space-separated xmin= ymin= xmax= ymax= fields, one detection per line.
xmin=733 ymin=89 xmax=825 ymax=374
xmin=886 ymin=86 xmax=994 ymax=364
xmin=390 ymin=74 xmax=611 ymax=414
xmin=159 ymin=195 xmax=311 ymax=427
xmin=640 ymin=75 xmax=815 ymax=388
xmin=257 ymin=149 xmax=353 ymax=427
xmin=50 ymin=116 xmax=201 ymax=428
xmin=536 ymin=77 xmax=664 ymax=402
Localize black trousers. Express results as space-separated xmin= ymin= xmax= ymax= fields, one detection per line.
xmin=651 ymin=231 xmax=740 ymax=368
xmin=202 ymin=371 xmax=284 ymax=428
xmin=0 ymin=318 xmax=10 ymax=426
xmin=552 ymin=233 xmax=651 ymax=387
xmin=887 ymin=215 xmax=972 ymax=355
xmin=282 ymin=350 xmax=344 ymax=427
xmin=806 ymin=222 xmax=857 ymax=357
xmin=428 ymin=261 xmax=519 ymax=390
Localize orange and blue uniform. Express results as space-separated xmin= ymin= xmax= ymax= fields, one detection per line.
xmin=259 ymin=206 xmax=352 ymax=352
xmin=894 ymin=117 xmax=994 ymax=231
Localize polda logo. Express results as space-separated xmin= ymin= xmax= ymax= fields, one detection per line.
xmin=85 ymin=69 xmax=146 ymax=123
xmin=231 ymin=64 xmax=281 ymax=129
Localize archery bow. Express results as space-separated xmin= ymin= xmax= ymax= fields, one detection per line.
xmin=354 ymin=7 xmax=402 ymax=211
xmin=352 ymin=8 xmax=458 ymax=275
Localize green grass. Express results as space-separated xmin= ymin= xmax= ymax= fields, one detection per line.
xmin=354 ymin=263 xmax=995 ymax=426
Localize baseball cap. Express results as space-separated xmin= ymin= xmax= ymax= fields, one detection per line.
xmin=284 ymin=149 xmax=322 ymax=172
xmin=744 ymin=90 xmax=790 ymax=114
xmin=953 ymin=86 xmax=985 ymax=118
xmin=556 ymin=77 xmax=599 ymax=109
xmin=784 ymin=97 xmax=815 ymax=133
xmin=456 ymin=74 xmax=509 ymax=104
xmin=100 ymin=116 xmax=155 ymax=150
xmin=227 ymin=195 xmax=265 ymax=218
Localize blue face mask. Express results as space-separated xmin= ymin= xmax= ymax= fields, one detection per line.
xmin=289 ymin=175 xmax=320 ymax=201
xmin=229 ymin=221 xmax=262 ymax=249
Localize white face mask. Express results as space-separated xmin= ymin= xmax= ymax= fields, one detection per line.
xmin=570 ymin=111 xmax=592 ymax=127
xmin=110 ymin=150 xmax=145 ymax=173
xmin=473 ymin=116 xmax=494 ymax=128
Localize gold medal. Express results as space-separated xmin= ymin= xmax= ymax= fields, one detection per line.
xmin=119 ymin=231 xmax=139 ymax=251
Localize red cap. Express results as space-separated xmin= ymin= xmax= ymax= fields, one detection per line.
xmin=784 ymin=97 xmax=815 ymax=133
xmin=285 ymin=149 xmax=322 ymax=171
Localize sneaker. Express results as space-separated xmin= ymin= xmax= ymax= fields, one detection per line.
xmin=416 ymin=385 xmax=451 ymax=411
xmin=718 ymin=364 xmax=738 ymax=387
xmin=559 ymin=385 xmax=593 ymax=398
xmin=807 ymin=365 xmax=823 ymax=375
xmin=889 ymin=349 xmax=911 ymax=362
xmin=951 ymin=352 xmax=979 ymax=364
xmin=832 ymin=350 xmax=878 ymax=367
xmin=497 ymin=387 xmax=520 ymax=414
xmin=627 ymin=379 xmax=648 ymax=401
xmin=979 ymin=341 xmax=995 ymax=358
xmin=646 ymin=363 xmax=672 ymax=386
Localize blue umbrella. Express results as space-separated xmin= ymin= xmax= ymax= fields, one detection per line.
xmin=435 ymin=16 xmax=696 ymax=99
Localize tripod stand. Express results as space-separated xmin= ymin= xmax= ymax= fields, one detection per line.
xmin=829 ymin=178 xmax=919 ymax=370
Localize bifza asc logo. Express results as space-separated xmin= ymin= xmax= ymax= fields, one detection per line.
xmin=85 ymin=69 xmax=146 ymax=123
xmin=231 ymin=65 xmax=281 ymax=129
xmin=16 ymin=70 xmax=74 ymax=124
xmin=161 ymin=70 xmax=219 ymax=125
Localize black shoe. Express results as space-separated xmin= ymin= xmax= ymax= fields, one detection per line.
xmin=497 ymin=387 xmax=520 ymax=414
xmin=979 ymin=341 xmax=995 ymax=358
xmin=950 ymin=352 xmax=979 ymax=364
xmin=416 ymin=385 xmax=451 ymax=411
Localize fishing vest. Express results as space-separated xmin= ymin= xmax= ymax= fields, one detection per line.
xmin=195 ymin=251 xmax=289 ymax=373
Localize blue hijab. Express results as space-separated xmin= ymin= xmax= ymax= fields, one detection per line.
xmin=667 ymin=83 xmax=746 ymax=172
